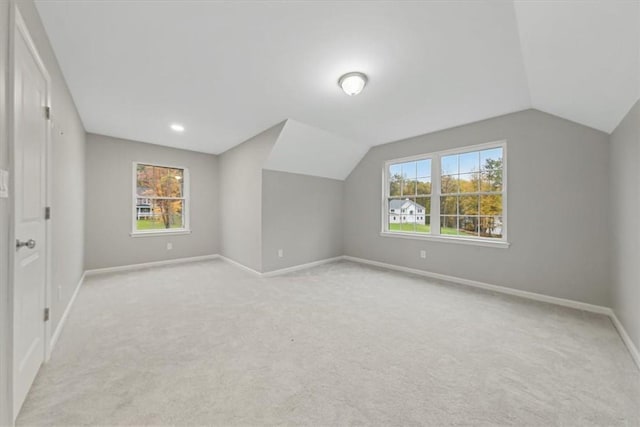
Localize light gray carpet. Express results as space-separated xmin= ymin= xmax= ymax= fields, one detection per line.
xmin=17 ymin=260 xmax=639 ymax=426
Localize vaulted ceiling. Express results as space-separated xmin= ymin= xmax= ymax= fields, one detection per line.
xmin=35 ymin=1 xmax=639 ymax=155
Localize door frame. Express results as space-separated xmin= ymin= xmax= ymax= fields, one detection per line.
xmin=6 ymin=2 xmax=53 ymax=422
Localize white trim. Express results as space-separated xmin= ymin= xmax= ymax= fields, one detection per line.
xmin=609 ymin=311 xmax=640 ymax=370
xmin=129 ymin=230 xmax=191 ymax=238
xmin=217 ymin=256 xmax=262 ymax=277
xmin=343 ymin=256 xmax=610 ymax=314
xmin=261 ymin=256 xmax=345 ymax=277
xmin=342 ymin=256 xmax=639 ymax=371
xmin=379 ymin=231 xmax=510 ymax=248
xmin=47 ymin=272 xmax=85 ymax=358
xmin=257 ymin=254 xmax=638 ymax=370
xmin=382 ymin=140 xmax=508 ymax=245
xmin=45 ymin=254 xmax=640 ymax=372
xmin=217 ymin=255 xmax=346 ymax=278
xmin=132 ymin=162 xmax=190 ymax=235
xmin=85 ymin=254 xmax=219 ymax=276
xmin=1 ymin=4 xmax=16 ymax=424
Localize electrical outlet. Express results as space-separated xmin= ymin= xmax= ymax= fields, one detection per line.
xmin=278 ymin=249 xmax=283 ymax=258
xmin=420 ymin=250 xmax=426 ymax=259
xmin=57 ymin=285 xmax=62 ymax=301
xmin=167 ymin=242 xmax=173 ymax=250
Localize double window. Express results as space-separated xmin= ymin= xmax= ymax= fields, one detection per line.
xmin=132 ymin=162 xmax=190 ymax=235
xmin=383 ymin=141 xmax=506 ymax=244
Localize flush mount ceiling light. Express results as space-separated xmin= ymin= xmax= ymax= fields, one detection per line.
xmin=170 ymin=123 xmax=185 ymax=132
xmin=338 ymin=72 xmax=368 ymax=96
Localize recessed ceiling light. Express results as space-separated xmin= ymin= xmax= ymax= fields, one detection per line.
xmin=338 ymin=72 xmax=368 ymax=96
xmin=170 ymin=123 xmax=185 ymax=132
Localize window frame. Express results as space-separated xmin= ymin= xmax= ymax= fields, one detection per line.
xmin=380 ymin=140 xmax=509 ymax=248
xmin=131 ymin=161 xmax=191 ymax=237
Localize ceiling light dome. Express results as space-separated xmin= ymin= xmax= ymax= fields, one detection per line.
xmin=338 ymin=72 xmax=367 ymax=96
xmin=170 ymin=123 xmax=185 ymax=132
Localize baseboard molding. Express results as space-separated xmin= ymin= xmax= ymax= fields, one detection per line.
xmin=217 ymin=255 xmax=345 ymax=278
xmin=217 ymin=256 xmax=262 ymax=277
xmin=48 ymin=271 xmax=85 ymax=358
xmin=342 ymin=256 xmax=611 ymax=314
xmin=343 ymin=255 xmax=640 ymax=370
xmin=46 ymin=255 xmax=219 ymax=360
xmin=85 ymin=254 xmax=219 ymax=276
xmin=262 ymin=256 xmax=345 ymax=278
xmin=51 ymin=253 xmax=640 ymax=371
xmin=609 ymin=311 xmax=640 ymax=370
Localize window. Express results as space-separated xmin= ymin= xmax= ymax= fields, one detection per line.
xmin=383 ymin=141 xmax=506 ymax=245
xmin=387 ymin=157 xmax=432 ymax=233
xmin=132 ymin=163 xmax=190 ymax=235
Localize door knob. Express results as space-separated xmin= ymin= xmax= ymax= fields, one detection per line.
xmin=16 ymin=239 xmax=36 ymax=250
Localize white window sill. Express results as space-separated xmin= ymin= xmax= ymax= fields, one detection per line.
xmin=379 ymin=231 xmax=510 ymax=248
xmin=130 ymin=229 xmax=191 ymax=238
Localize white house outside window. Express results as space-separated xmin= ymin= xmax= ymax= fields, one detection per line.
xmin=383 ymin=141 xmax=507 ymax=247
xmin=132 ymin=162 xmax=190 ymax=235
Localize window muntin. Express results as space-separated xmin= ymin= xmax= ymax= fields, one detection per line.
xmin=133 ymin=163 xmax=189 ymax=234
xmin=384 ymin=142 xmax=505 ymax=242
xmin=439 ymin=147 xmax=504 ymax=239
xmin=387 ymin=158 xmax=432 ymax=234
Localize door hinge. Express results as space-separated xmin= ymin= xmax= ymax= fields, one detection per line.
xmin=45 ymin=206 xmax=51 ymax=220
xmin=44 ymin=307 xmax=50 ymax=322
xmin=44 ymin=106 xmax=51 ymax=120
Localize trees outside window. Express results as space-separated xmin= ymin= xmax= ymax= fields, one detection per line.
xmin=134 ymin=163 xmax=189 ymax=233
xmin=384 ymin=142 xmax=505 ymax=242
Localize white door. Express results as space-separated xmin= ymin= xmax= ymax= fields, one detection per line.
xmin=12 ymin=10 xmax=49 ymax=419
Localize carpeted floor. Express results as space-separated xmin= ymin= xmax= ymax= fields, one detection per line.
xmin=17 ymin=259 xmax=639 ymax=426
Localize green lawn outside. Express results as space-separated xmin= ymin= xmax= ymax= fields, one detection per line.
xmin=136 ymin=216 xmax=183 ymax=230
xmin=389 ymin=223 xmax=431 ymax=233
xmin=388 ymin=223 xmax=470 ymax=236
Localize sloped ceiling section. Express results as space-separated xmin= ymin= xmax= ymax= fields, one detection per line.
xmin=514 ymin=1 xmax=640 ymax=133
xmin=34 ymin=1 xmax=639 ymax=156
xmin=34 ymin=0 xmax=530 ymax=154
xmin=264 ymin=120 xmax=369 ymax=181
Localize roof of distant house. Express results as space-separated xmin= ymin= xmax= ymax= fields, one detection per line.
xmin=389 ymin=199 xmax=425 ymax=211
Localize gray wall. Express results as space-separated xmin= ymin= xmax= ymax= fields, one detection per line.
xmin=262 ymin=170 xmax=344 ymax=272
xmin=0 ymin=0 xmax=86 ymax=422
xmin=344 ymin=109 xmax=610 ymax=306
xmin=610 ymin=99 xmax=640 ymax=353
xmin=218 ymin=123 xmax=283 ymax=272
xmin=85 ymin=134 xmax=218 ymax=270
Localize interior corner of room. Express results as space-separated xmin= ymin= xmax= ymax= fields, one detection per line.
xmin=0 ymin=0 xmax=639 ymax=425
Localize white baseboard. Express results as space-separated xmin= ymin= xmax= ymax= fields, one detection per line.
xmin=48 ymin=271 xmax=85 ymax=359
xmin=46 ymin=255 xmax=219 ymax=360
xmin=51 ymin=253 xmax=640 ymax=371
xmin=85 ymin=254 xmax=219 ymax=276
xmin=609 ymin=311 xmax=640 ymax=370
xmin=343 ymin=256 xmax=611 ymax=314
xmin=217 ymin=255 xmax=345 ymax=278
xmin=262 ymin=256 xmax=345 ymax=277
xmin=217 ymin=255 xmax=262 ymax=276
xmin=343 ymin=255 xmax=639 ymax=370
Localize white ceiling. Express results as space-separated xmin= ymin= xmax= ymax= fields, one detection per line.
xmin=264 ymin=119 xmax=369 ymax=181
xmin=35 ymin=1 xmax=639 ymax=155
xmin=514 ymin=1 xmax=640 ymax=133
